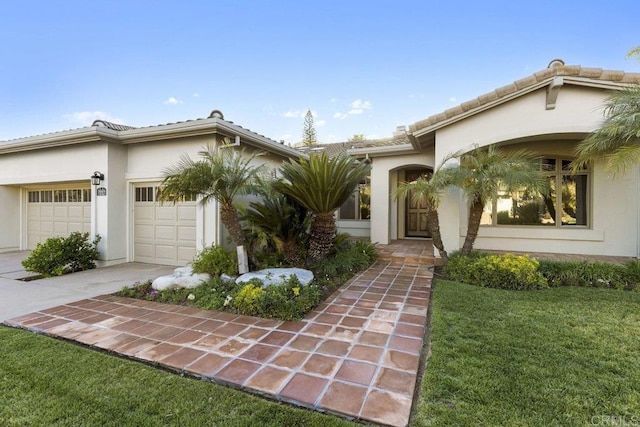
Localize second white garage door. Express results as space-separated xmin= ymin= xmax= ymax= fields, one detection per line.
xmin=133 ymin=185 xmax=197 ymax=265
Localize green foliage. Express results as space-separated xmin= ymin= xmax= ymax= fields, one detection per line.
xmin=191 ymin=245 xmax=238 ymax=276
xmin=117 ymin=239 xmax=377 ymax=321
xmin=312 ymin=240 xmax=378 ymax=284
xmin=231 ymin=283 xmax=265 ymax=315
xmin=273 ymin=152 xmax=371 ymax=260
xmin=444 ymin=252 xmax=547 ymax=290
xmin=22 ymin=232 xmax=101 ymax=277
xmin=538 ymin=260 xmax=640 ymax=290
xmin=242 ymin=193 xmax=310 ymax=266
xmin=301 ymin=109 xmax=317 ymax=146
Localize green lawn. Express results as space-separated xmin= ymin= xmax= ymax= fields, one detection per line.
xmin=3 ymin=282 xmax=639 ymax=426
xmin=0 ymin=326 xmax=353 ymax=427
xmin=414 ymin=281 xmax=640 ymax=426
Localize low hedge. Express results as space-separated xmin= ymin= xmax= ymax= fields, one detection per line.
xmin=22 ymin=232 xmax=101 ymax=277
xmin=444 ymin=251 xmax=640 ymax=291
xmin=444 ymin=252 xmax=546 ymax=290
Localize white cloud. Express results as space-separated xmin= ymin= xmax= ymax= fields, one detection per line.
xmin=281 ymin=110 xmax=302 ymax=118
xmin=332 ymin=99 xmax=373 ymax=120
xmin=350 ymin=99 xmax=372 ymax=110
xmin=316 ymin=120 xmax=326 ymax=127
xmin=62 ymin=111 xmax=123 ymax=126
xmin=330 ymin=97 xmax=337 ymax=102
xmin=449 ymin=97 xmax=457 ymax=103
xmin=192 ymin=93 xmax=200 ymax=97
xmin=165 ymin=96 xmax=183 ymax=105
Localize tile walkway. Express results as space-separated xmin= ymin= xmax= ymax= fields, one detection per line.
xmin=5 ymin=257 xmax=433 ymax=427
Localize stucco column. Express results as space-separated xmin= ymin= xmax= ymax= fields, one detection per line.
xmin=370 ymin=161 xmax=390 ymax=244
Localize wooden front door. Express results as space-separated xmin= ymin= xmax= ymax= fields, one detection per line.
xmin=405 ymin=170 xmax=431 ymax=237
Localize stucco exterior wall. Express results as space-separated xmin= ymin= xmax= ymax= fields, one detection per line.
xmin=369 ymin=152 xmax=435 ymax=244
xmin=0 ymin=143 xmax=106 ymax=185
xmin=0 ymin=186 xmax=21 ymax=252
xmin=433 ymin=86 xmax=639 ymax=257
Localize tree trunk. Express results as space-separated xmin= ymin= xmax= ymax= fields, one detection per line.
xmin=283 ymin=239 xmax=305 ymax=267
xmin=309 ymin=212 xmax=336 ymax=261
xmin=461 ymin=198 xmax=485 ymax=256
xmin=426 ymin=207 xmax=448 ymax=263
xmin=220 ymin=202 xmax=246 ymax=247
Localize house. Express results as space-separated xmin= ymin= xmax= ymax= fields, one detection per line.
xmin=348 ymin=60 xmax=640 ymax=259
xmin=2 ymin=60 xmax=639 ymax=265
xmin=0 ymin=110 xmax=304 ymax=265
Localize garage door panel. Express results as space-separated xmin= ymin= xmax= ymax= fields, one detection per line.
xmin=54 ymin=206 xmax=69 ymax=219
xmin=155 ymin=245 xmax=177 ymax=261
xmin=178 ymin=205 xmax=196 ymax=220
xmin=155 ymin=225 xmax=177 ymax=241
xmin=177 ymin=225 xmax=196 ymax=242
xmin=54 ymin=222 xmax=68 ymax=235
xmin=40 ymin=205 xmax=53 ymax=217
xmin=68 ymin=206 xmax=84 ymax=219
xmin=156 ymin=206 xmax=177 ymax=221
xmin=67 ymin=221 xmax=84 ymax=233
xmin=40 ymin=221 xmax=54 ymax=233
xmin=135 ymin=205 xmax=155 ymax=221
xmin=135 ymin=224 xmax=154 ymax=239
xmin=178 ymin=246 xmax=196 ymax=264
xmin=135 ymin=243 xmax=154 ymax=259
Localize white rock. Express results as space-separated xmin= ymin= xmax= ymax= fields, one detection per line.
xmin=235 ymin=268 xmax=314 ymax=288
xmin=151 ymin=269 xmax=210 ymax=291
xmin=220 ymin=273 xmax=236 ymax=285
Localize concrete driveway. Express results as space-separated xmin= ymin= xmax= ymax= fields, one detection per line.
xmin=0 ymin=259 xmax=175 ymax=321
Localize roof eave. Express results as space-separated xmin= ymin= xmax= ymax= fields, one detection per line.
xmin=410 ymin=75 xmax=639 ymax=138
xmin=0 ymin=127 xmax=119 ymax=155
xmin=347 ymin=143 xmax=417 ymax=157
xmin=120 ymin=118 xmax=306 ymax=160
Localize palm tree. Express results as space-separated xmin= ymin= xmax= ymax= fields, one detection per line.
xmin=573 ymin=84 xmax=640 ymax=176
xmin=445 ymin=144 xmax=545 ymax=256
xmin=158 ymin=144 xmax=265 ymax=249
xmin=574 ymin=47 xmax=640 ymax=176
xmin=394 ymin=170 xmax=450 ymax=263
xmin=274 ymin=152 xmax=370 ymax=261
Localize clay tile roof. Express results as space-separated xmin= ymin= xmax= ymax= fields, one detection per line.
xmin=409 ymin=63 xmax=640 ymax=134
xmin=296 ymin=133 xmax=411 ymax=157
xmin=91 ymin=120 xmax=137 ymax=131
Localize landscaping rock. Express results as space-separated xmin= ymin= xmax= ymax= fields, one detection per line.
xmin=152 ymin=266 xmax=211 ymax=291
xmin=235 ymin=268 xmax=314 ymax=288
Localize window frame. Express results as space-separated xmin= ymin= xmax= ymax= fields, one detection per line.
xmin=482 ymin=156 xmax=591 ymax=229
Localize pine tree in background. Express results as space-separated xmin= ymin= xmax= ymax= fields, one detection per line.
xmin=302 ymin=109 xmax=317 ymax=146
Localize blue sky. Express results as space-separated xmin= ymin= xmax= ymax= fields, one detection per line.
xmin=1 ymin=1 xmax=638 ymax=143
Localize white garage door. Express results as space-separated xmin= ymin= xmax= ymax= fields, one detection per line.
xmin=26 ymin=187 xmax=92 ymax=249
xmin=133 ymin=185 xmax=197 ymax=265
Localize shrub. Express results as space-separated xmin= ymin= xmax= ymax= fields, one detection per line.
xmin=231 ymin=283 xmax=265 ymax=315
xmin=191 ymin=245 xmax=238 ymax=276
xmin=444 ymin=252 xmax=546 ymax=290
xmin=538 ymin=260 xmax=640 ymax=290
xmin=22 ymin=232 xmax=101 ymax=277
xmin=312 ymin=239 xmax=377 ymax=284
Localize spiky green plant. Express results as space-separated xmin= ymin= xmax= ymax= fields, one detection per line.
xmin=274 ymin=153 xmax=370 ymax=261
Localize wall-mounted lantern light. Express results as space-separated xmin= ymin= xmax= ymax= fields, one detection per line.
xmin=91 ymin=171 xmax=104 ymax=186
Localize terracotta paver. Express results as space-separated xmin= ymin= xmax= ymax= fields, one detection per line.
xmin=3 ymin=241 xmax=434 ymax=427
